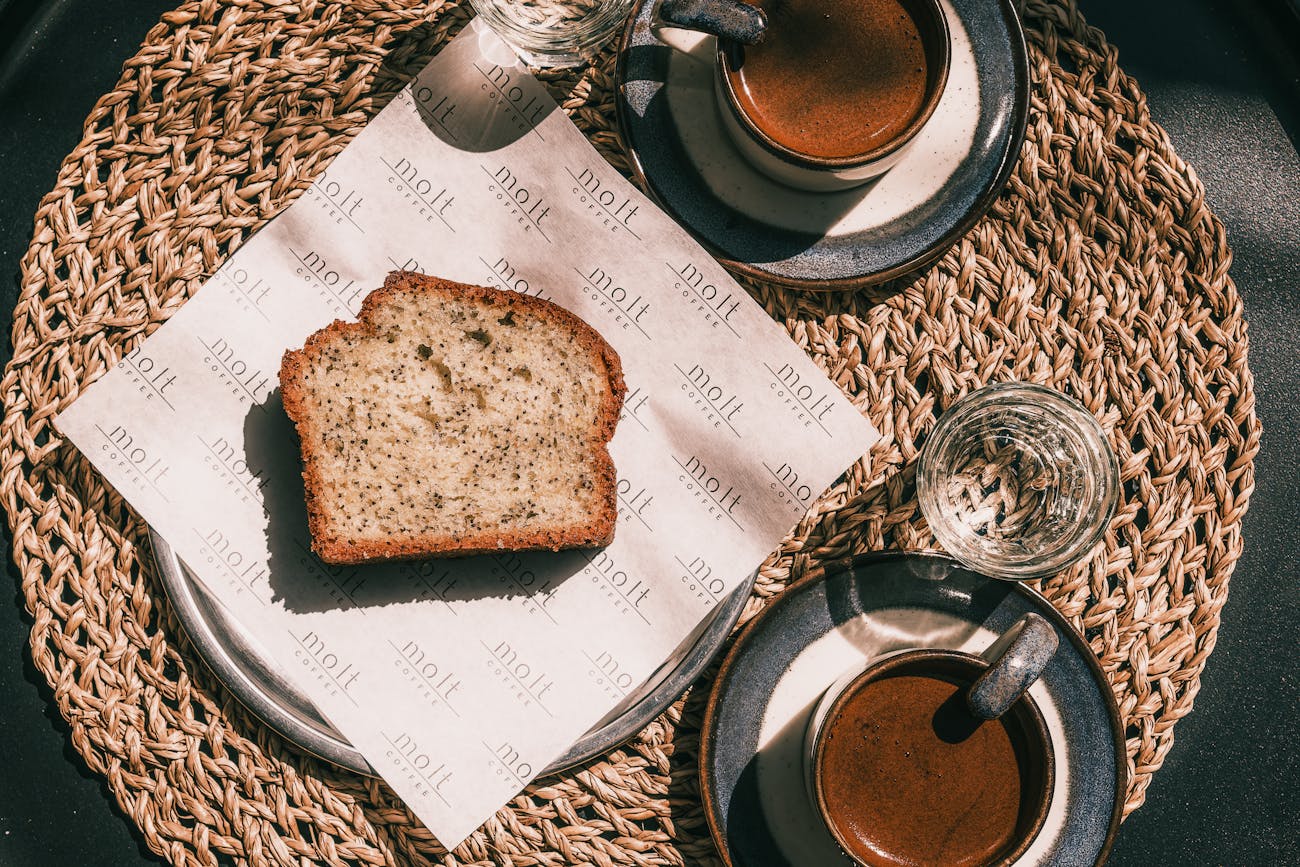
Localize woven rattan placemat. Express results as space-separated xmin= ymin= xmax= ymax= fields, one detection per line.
xmin=2 ymin=0 xmax=1261 ymax=863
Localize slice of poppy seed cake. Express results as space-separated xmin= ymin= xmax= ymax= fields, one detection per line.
xmin=280 ymin=271 xmax=626 ymax=565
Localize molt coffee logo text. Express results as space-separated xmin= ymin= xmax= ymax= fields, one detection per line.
xmin=193 ymin=527 xmax=271 ymax=603
xmin=483 ymin=639 xmax=555 ymax=715
xmin=293 ymin=538 xmax=368 ymax=611
xmin=582 ymin=647 xmax=635 ymax=700
xmin=198 ymin=335 xmax=273 ymax=408
xmin=382 ymin=155 xmax=456 ymax=233
xmin=765 ymin=459 xmax=815 ymax=512
xmin=566 ymin=167 xmax=641 ymax=239
xmin=677 ymin=362 xmax=744 ymax=436
xmin=215 ymin=263 xmax=273 ymax=321
xmin=479 ymin=255 xmax=555 ymax=303
xmin=289 ymin=246 xmax=368 ymax=315
xmin=400 ymin=560 xmax=459 ymax=615
xmin=575 ymin=265 xmax=651 ymax=339
xmin=474 ymin=62 xmax=547 ymax=139
xmin=291 ymin=629 xmax=361 ymax=705
xmin=675 ymin=453 xmax=744 ymax=530
xmin=482 ymin=164 xmax=552 ymax=243
xmin=118 ymin=346 xmax=177 ymax=410
xmin=390 ymin=638 xmax=463 ymax=715
xmin=94 ymin=422 xmax=171 ymax=501
xmin=406 ymin=82 xmax=459 ymax=141
xmin=765 ymin=362 xmax=837 ymax=435
xmin=305 ymin=167 xmax=366 ymax=233
xmin=383 ymin=729 xmax=454 ymax=806
xmin=483 ymin=739 xmax=535 ymax=788
xmin=620 ymin=385 xmax=650 ymax=431
xmin=615 ymin=476 xmax=655 ymax=532
xmin=581 ymin=548 xmax=652 ymax=624
xmin=199 ymin=433 xmax=269 ymax=506
xmin=491 ymin=552 xmax=559 ymax=623
xmin=667 ymin=261 xmax=742 ymax=338
xmin=676 ymin=553 xmax=726 ymax=607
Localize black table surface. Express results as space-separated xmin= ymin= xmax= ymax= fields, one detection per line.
xmin=2 ymin=1 xmax=1297 ymax=864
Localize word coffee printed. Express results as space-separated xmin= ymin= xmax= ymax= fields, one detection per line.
xmin=55 ymin=19 xmax=878 ymax=849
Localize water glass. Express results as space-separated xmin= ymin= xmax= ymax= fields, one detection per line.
xmin=917 ymin=382 xmax=1120 ymax=581
xmin=469 ymin=0 xmax=637 ymax=67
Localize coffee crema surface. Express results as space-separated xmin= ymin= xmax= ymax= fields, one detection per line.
xmin=817 ymin=672 xmax=1038 ymax=867
xmin=726 ymin=0 xmax=929 ymax=160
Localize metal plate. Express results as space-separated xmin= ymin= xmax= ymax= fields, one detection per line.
xmin=151 ymin=530 xmax=755 ymax=777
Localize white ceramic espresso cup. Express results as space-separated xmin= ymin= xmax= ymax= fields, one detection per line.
xmin=802 ymin=613 xmax=1059 ymax=866
xmin=654 ymin=0 xmax=952 ymax=191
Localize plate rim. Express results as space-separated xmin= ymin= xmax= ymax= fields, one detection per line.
xmin=697 ymin=550 xmax=1126 ymax=867
xmin=150 ymin=529 xmax=757 ymax=778
xmin=613 ymin=0 xmax=1032 ymax=290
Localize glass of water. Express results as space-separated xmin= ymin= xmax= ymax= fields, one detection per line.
xmin=917 ymin=382 xmax=1120 ymax=581
xmin=469 ymin=0 xmax=637 ymax=67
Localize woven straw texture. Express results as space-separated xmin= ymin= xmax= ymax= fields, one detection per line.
xmin=2 ymin=0 xmax=1261 ymax=863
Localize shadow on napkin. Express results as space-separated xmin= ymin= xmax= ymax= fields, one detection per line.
xmin=393 ymin=16 xmax=561 ymax=154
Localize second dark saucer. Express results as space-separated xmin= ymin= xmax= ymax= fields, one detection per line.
xmin=698 ymin=552 xmax=1125 ymax=866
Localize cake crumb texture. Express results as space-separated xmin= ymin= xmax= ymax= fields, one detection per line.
xmin=280 ymin=271 xmax=626 ymax=564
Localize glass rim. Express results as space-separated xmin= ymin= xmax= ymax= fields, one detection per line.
xmin=466 ymin=0 xmax=636 ymax=53
xmin=917 ymin=382 xmax=1120 ymax=581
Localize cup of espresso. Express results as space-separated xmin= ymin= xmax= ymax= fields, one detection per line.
xmin=718 ymin=0 xmax=950 ymax=190
xmin=655 ymin=0 xmax=951 ymax=190
xmin=803 ymin=614 xmax=1058 ymax=867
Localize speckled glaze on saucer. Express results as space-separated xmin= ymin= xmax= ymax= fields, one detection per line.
xmin=699 ymin=552 xmax=1125 ymax=866
xmin=615 ymin=0 xmax=1029 ymax=289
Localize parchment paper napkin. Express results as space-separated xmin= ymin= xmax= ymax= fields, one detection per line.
xmin=56 ymin=20 xmax=880 ymax=847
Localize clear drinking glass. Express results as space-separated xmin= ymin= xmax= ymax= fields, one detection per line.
xmin=917 ymin=382 xmax=1120 ymax=581
xmin=468 ymin=0 xmax=637 ymax=67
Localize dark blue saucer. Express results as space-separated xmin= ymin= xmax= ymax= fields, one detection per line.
xmin=614 ymin=0 xmax=1030 ymax=289
xmin=699 ymin=552 xmax=1125 ymax=866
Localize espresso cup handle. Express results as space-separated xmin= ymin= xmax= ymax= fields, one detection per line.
xmin=966 ymin=613 xmax=1059 ymax=721
xmin=655 ymin=0 xmax=768 ymax=46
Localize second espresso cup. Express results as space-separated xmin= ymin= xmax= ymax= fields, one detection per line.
xmin=713 ymin=0 xmax=951 ymax=191
xmin=804 ymin=614 xmax=1058 ymax=867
